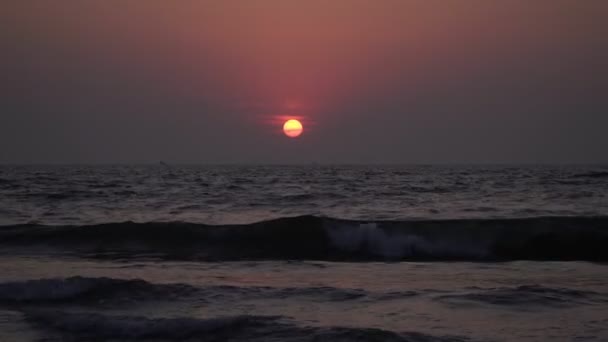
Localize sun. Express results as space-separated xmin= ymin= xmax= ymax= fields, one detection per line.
xmin=283 ymin=119 xmax=303 ymax=138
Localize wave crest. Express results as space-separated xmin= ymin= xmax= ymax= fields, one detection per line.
xmin=2 ymin=216 xmax=607 ymax=261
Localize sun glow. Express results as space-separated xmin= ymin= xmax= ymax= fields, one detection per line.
xmin=283 ymin=119 xmax=303 ymax=138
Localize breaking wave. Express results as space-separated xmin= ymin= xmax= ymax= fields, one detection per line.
xmin=1 ymin=216 xmax=607 ymax=261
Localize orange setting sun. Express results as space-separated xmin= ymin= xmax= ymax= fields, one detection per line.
xmin=283 ymin=119 xmax=303 ymax=138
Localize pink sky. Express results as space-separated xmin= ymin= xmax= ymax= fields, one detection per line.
xmin=2 ymin=1 xmax=607 ymax=163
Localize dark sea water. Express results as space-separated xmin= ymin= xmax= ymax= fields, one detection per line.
xmin=1 ymin=165 xmax=607 ymax=341
xmin=2 ymin=165 xmax=608 ymax=225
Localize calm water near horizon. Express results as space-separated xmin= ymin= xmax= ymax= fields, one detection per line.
xmin=1 ymin=164 xmax=608 ymax=225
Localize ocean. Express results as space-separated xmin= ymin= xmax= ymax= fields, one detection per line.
xmin=0 ymin=165 xmax=607 ymax=341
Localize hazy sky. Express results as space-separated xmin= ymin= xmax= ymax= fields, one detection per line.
xmin=1 ymin=1 xmax=607 ymax=164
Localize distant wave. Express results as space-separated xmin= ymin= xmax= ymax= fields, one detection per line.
xmin=435 ymin=285 xmax=608 ymax=308
xmin=1 ymin=216 xmax=607 ymax=261
xmin=24 ymin=310 xmax=468 ymax=341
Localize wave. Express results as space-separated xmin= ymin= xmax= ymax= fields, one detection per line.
xmin=435 ymin=285 xmax=608 ymax=308
xmin=571 ymin=171 xmax=608 ymax=179
xmin=25 ymin=310 xmax=285 ymax=340
xmin=204 ymin=285 xmax=370 ymax=302
xmin=24 ymin=310 xmax=468 ymax=341
xmin=0 ymin=277 xmax=197 ymax=304
xmin=1 ymin=216 xmax=607 ymax=261
xmin=185 ymin=284 xmax=417 ymax=302
xmin=0 ymin=277 xmax=416 ymax=304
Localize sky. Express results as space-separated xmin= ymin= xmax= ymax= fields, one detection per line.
xmin=1 ymin=0 xmax=607 ymax=164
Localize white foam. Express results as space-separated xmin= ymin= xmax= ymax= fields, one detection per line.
xmin=326 ymin=222 xmax=487 ymax=259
